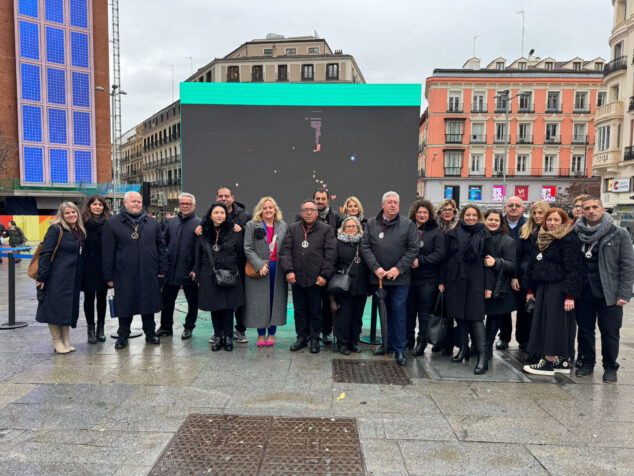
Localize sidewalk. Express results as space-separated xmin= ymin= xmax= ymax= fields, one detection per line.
xmin=0 ymin=259 xmax=633 ymax=475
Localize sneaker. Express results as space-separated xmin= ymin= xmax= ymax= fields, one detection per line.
xmin=603 ymin=368 xmax=617 ymax=383
xmin=235 ymin=331 xmax=248 ymax=343
xmin=575 ymin=364 xmax=594 ymax=377
xmin=523 ymin=358 xmax=555 ymax=376
xmin=553 ymin=357 xmax=571 ymax=374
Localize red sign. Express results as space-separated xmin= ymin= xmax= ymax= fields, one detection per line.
xmin=541 ymin=186 xmax=557 ymax=202
xmin=515 ymin=186 xmax=528 ymax=201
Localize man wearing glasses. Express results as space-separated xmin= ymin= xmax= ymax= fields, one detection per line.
xmin=157 ymin=193 xmax=201 ymax=339
xmin=279 ymin=199 xmax=337 ymax=353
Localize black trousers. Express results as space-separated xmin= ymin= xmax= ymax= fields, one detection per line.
xmin=497 ymin=312 xmax=513 ymax=342
xmin=160 ymin=283 xmax=199 ymax=330
xmin=321 ymin=287 xmax=333 ymax=336
xmin=84 ymin=289 xmax=107 ymax=326
xmin=486 ymin=314 xmax=505 ymax=346
xmin=334 ymin=293 xmax=367 ymax=346
xmin=234 ymin=271 xmax=247 ymax=333
xmin=515 ymin=288 xmax=532 ymax=345
xmin=211 ymin=309 xmax=234 ymax=337
xmin=406 ymin=284 xmax=438 ymax=346
xmin=292 ymin=284 xmax=322 ymax=341
xmin=118 ymin=314 xmax=156 ymax=338
xmin=576 ymin=293 xmax=623 ymax=370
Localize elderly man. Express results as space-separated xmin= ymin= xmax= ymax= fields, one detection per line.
xmin=156 ymin=193 xmax=201 ymax=340
xmin=279 ymin=199 xmax=337 ymax=353
xmin=361 ymin=191 xmax=418 ymax=366
xmin=574 ymin=197 xmax=634 ymax=382
xmin=102 ymin=191 xmax=167 ymax=349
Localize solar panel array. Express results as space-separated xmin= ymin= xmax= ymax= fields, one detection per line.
xmin=16 ymin=0 xmax=96 ymax=185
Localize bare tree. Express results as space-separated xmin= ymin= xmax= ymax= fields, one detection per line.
xmin=552 ymin=179 xmax=601 ymax=211
xmin=0 ymin=130 xmax=17 ymax=178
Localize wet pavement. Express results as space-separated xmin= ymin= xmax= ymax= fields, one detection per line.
xmin=0 ymin=259 xmax=633 ymax=475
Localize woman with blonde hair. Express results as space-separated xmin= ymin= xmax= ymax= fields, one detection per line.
xmin=243 ymin=197 xmax=288 ymax=346
xmin=338 ymin=196 xmax=366 ymax=228
xmin=437 ymin=198 xmax=459 ymax=233
xmin=35 ymin=202 xmax=86 ymax=353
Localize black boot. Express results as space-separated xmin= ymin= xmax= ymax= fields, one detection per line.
xmin=485 ymin=337 xmax=494 ymax=360
xmin=96 ymin=321 xmax=106 ymax=342
xmin=473 ymin=322 xmax=488 ymax=375
xmin=224 ymin=336 xmax=233 ymax=351
xmin=87 ymin=323 xmax=97 ymax=344
xmin=211 ymin=335 xmax=223 ymax=351
xmin=310 ymin=338 xmax=320 ymax=354
xmin=452 ymin=323 xmax=470 ymax=362
xmin=412 ymin=338 xmax=426 ymax=356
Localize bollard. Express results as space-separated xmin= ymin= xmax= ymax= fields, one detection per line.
xmin=0 ymin=252 xmax=29 ymax=330
xmin=360 ymin=295 xmax=382 ymax=345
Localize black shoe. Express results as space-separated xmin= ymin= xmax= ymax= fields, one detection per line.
xmin=452 ymin=347 xmax=470 ymax=362
xmin=224 ymin=336 xmax=233 ymax=351
xmin=553 ymin=357 xmax=571 ymax=374
xmin=474 ymin=354 xmax=488 ymax=374
xmin=412 ymin=339 xmax=426 ymax=356
xmin=156 ymin=328 xmax=173 ymax=337
xmin=87 ymin=324 xmax=97 ymax=344
xmin=290 ymin=338 xmax=307 ymax=351
xmin=406 ymin=339 xmax=415 ymax=351
xmin=395 ymin=352 xmax=406 ymax=366
xmin=181 ymin=328 xmax=193 ymax=340
xmin=350 ymin=344 xmax=362 ymax=353
xmin=114 ymin=337 xmax=128 ymax=349
xmin=337 ymin=343 xmax=350 ymax=355
xmin=431 ymin=344 xmax=442 ymax=353
xmin=575 ymin=364 xmax=594 ymax=377
xmin=310 ymin=339 xmax=320 ymax=354
xmin=96 ymin=323 xmax=106 ymax=342
xmin=519 ymin=343 xmax=528 ymax=352
xmin=495 ymin=340 xmax=509 ymax=350
xmin=603 ymin=368 xmax=617 ymax=383
xmin=211 ymin=335 xmax=223 ymax=351
xmin=321 ymin=333 xmax=332 ymax=345
xmin=575 ymin=354 xmax=584 ymax=368
xmin=145 ymin=335 xmax=160 ymax=345
xmin=524 ymin=353 xmax=540 ymax=365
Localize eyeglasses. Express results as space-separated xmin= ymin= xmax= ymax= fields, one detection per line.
xmin=440 ymin=208 xmax=455 ymax=213
xmin=506 ymin=204 xmax=522 ymax=208
xmin=573 ymin=205 xmax=583 ymax=209
xmin=180 ymin=202 xmax=193 ymax=206
xmin=301 ymin=208 xmax=317 ymax=213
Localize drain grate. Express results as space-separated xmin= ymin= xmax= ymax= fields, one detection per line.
xmin=149 ymin=414 xmax=365 ymax=475
xmin=332 ymin=359 xmax=412 ymax=385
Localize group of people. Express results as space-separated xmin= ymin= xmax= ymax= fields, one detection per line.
xmin=32 ymin=186 xmax=634 ymax=382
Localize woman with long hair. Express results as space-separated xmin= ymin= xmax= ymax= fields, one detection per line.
xmin=338 ymin=196 xmax=366 ymax=228
xmin=243 ymin=197 xmax=288 ymax=346
xmin=80 ymin=195 xmax=112 ymax=344
xmin=436 ymin=198 xmax=458 ymax=233
xmin=35 ymin=202 xmax=86 ymax=353
xmin=523 ymin=208 xmax=583 ymax=376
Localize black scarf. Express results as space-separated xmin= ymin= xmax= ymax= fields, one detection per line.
xmin=85 ymin=215 xmax=106 ymax=229
xmin=120 ymin=208 xmax=146 ymax=227
xmin=457 ymin=222 xmax=486 ymax=264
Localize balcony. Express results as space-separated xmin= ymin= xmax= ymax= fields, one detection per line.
xmin=572 ymin=135 xmax=588 ymax=145
xmin=471 ymin=105 xmax=487 ymax=113
xmin=470 ymin=135 xmax=486 ymax=144
xmin=593 ymin=150 xmax=621 ymax=167
xmin=445 ymin=133 xmax=463 ymax=144
xmin=546 ymin=104 xmax=562 ymax=113
xmin=518 ymin=104 xmax=534 ymax=113
xmin=495 ymin=105 xmax=508 ymax=113
xmin=516 ymin=135 xmax=533 ymax=145
xmin=573 ymin=105 xmax=591 ymax=114
xmin=544 ymin=135 xmax=561 ymax=145
xmin=447 ymin=102 xmax=463 ymax=113
xmin=444 ymin=167 xmax=462 ymax=176
xmin=603 ymin=56 xmax=627 ymax=76
xmin=595 ymin=101 xmax=624 ymax=123
xmin=625 ymin=146 xmax=634 ymax=160
xmin=494 ymin=136 xmax=508 ymax=144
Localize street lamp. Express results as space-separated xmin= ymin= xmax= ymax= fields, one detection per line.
xmin=95 ymin=85 xmax=127 ymax=210
xmin=493 ymin=90 xmax=530 ymax=202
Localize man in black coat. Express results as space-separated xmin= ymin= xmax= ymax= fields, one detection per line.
xmin=361 ymin=191 xmax=418 ymax=366
xmin=102 ymin=191 xmax=168 ymax=349
xmin=496 ymin=196 xmax=526 ymax=350
xmin=157 ymin=193 xmax=201 ymax=340
xmin=280 ymin=199 xmax=337 ymax=353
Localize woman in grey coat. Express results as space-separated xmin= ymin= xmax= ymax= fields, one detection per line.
xmin=244 ymin=197 xmax=288 ymax=347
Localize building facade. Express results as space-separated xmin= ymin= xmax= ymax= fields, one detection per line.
xmin=0 ymin=0 xmax=110 ymax=214
xmin=420 ymin=56 xmax=604 ymax=208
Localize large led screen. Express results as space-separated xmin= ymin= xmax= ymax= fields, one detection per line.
xmin=180 ymin=83 xmax=421 ymax=217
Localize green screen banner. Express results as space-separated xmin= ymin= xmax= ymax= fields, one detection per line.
xmin=180 ymin=82 xmax=421 ymax=107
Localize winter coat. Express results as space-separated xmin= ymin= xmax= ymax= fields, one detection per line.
xmin=230 ymin=203 xmax=251 ymax=228
xmin=102 ymin=213 xmax=168 ymax=317
xmin=279 ymin=220 xmax=337 ymax=287
xmin=485 ymin=231 xmax=517 ymax=315
xmin=441 ymin=224 xmax=495 ymax=321
xmin=7 ymin=226 xmax=26 ymax=247
xmin=35 ymin=225 xmax=84 ymax=327
xmin=243 ymin=219 xmax=288 ymax=328
xmin=360 ymin=211 xmax=419 ymax=287
xmin=337 ymin=215 xmax=367 ymax=230
xmin=194 ymin=228 xmax=245 ymax=312
xmin=82 ymin=218 xmax=108 ymax=292
xmin=517 ymin=231 xmax=538 ymax=285
xmin=331 ymin=238 xmax=371 ymax=296
xmin=296 ymin=208 xmax=341 ymax=230
xmin=526 ymin=232 xmax=583 ymax=299
xmin=411 ymin=220 xmax=445 ymax=287
xmin=505 ymin=215 xmax=527 ymax=242
xmin=164 ymin=212 xmax=201 ymax=286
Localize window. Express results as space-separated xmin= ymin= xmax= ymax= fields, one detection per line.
xmin=614 ymin=41 xmax=623 ymax=58
xmin=301 ymin=64 xmax=314 ymax=81
xmin=470 ymin=154 xmax=483 ymax=174
xmin=617 ymin=123 xmax=622 ymax=148
xmin=470 ymin=123 xmax=485 ymax=143
xmin=545 ymin=62 xmax=554 ymax=70
xmin=612 ymin=84 xmax=620 ymax=101
xmin=444 ymin=151 xmax=462 ymax=175
xmin=571 ymin=155 xmax=584 ymax=174
xmin=544 ymin=155 xmax=557 ymax=174
xmin=496 ymin=61 xmax=504 ymax=70
xmin=468 ymin=186 xmax=482 ymax=201
xmin=227 ymin=66 xmax=239 ymax=82
xmin=326 ymin=63 xmax=339 ymax=80
xmin=251 ymin=65 xmax=263 ymax=82
xmin=308 ymin=47 xmax=319 ymax=53
xmin=573 ymin=62 xmax=582 ymax=71
xmin=205 ymin=71 xmax=211 ymax=82
xmin=573 ymin=123 xmax=587 ymax=143
xmin=547 ymin=91 xmax=560 ymax=111
xmin=546 ymin=123 xmax=559 ymax=143
xmin=277 ymin=64 xmax=288 ymax=81
xmin=595 ymin=62 xmax=604 ymax=71
xmin=519 ymin=92 xmax=532 ymax=111
xmin=494 ymin=154 xmax=505 ymax=173
xmin=263 ymin=48 xmax=273 ymax=55
xmin=516 ymin=155 xmax=528 ymax=173
xmin=495 ymin=123 xmax=507 ymax=142
xmin=495 ymin=91 xmax=508 ymax=112
xmin=597 ymin=91 xmax=607 ymax=106
xmin=285 ymin=48 xmax=296 ymax=55
xmin=448 ymin=92 xmax=462 ymax=112
xmin=518 ymin=62 xmax=526 ymax=70
xmin=445 ymin=121 xmax=463 ymax=143
xmin=472 ymin=91 xmax=486 ymax=112
xmin=574 ymin=91 xmax=588 ymax=111
xmin=518 ymin=123 xmax=531 ymax=143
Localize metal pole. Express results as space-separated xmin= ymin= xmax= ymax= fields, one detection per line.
xmin=111 ymin=91 xmax=116 ymax=209
xmin=0 ymin=252 xmax=29 ymax=330
xmin=503 ymin=91 xmax=510 ymax=201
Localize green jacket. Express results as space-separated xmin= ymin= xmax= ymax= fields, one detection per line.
xmin=7 ymin=227 xmax=26 ymax=247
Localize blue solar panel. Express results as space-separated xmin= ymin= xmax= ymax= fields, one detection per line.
xmin=73 ymin=111 xmax=91 ymax=146
xmin=48 ymin=109 xmax=67 ymax=144
xmin=70 ymin=0 xmax=88 ymax=28
xmin=24 ymin=147 xmax=44 ymax=182
xmin=22 ymin=105 xmax=42 ymax=142
xmin=74 ymin=150 xmax=92 ymax=183
xmin=45 ymin=0 xmax=64 ymax=23
xmin=47 ymin=68 xmax=66 ymax=105
xmin=71 ymin=32 xmax=89 ymax=68
xmin=19 ymin=0 xmax=39 ymax=18
xmin=49 ymin=149 xmax=69 ymax=183
xmin=72 ymin=72 xmax=90 ymax=107
xmin=46 ymin=27 xmax=65 ymax=65
xmin=21 ymin=63 xmax=41 ymax=102
xmin=19 ymin=21 xmax=40 ymax=60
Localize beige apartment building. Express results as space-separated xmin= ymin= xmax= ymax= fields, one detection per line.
xmin=119 ymin=124 xmax=144 ymax=186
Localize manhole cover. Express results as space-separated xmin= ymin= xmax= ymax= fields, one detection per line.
xmin=332 ymin=359 xmax=412 ymax=385
xmin=149 ymin=414 xmax=365 ymax=475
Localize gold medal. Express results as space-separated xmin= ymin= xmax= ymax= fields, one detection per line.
xmin=131 ymin=232 xmax=139 ymax=240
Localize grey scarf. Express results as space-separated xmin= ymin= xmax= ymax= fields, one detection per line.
xmin=337 ymin=232 xmax=362 ymax=243
xmin=574 ymin=213 xmax=613 ymax=244
xmin=318 ymin=206 xmax=330 ymax=220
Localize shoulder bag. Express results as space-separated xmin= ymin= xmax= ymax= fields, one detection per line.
xmin=202 ymin=239 xmax=239 ymax=287
xmin=28 ymin=226 xmax=63 ymax=280
xmin=327 ymin=244 xmax=359 ymax=294
xmin=427 ymin=291 xmax=450 ymax=346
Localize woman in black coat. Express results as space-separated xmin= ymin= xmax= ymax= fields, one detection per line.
xmin=36 ymin=202 xmax=85 ymax=354
xmin=523 ymin=208 xmax=583 ymax=377
xmin=329 ymin=217 xmax=370 ymax=355
xmin=193 ymin=203 xmax=245 ymax=351
xmin=483 ymin=209 xmax=517 ymax=359
xmin=406 ymin=199 xmax=445 ymax=355
xmin=80 ymin=195 xmax=112 ymax=344
xmin=440 ymin=205 xmax=494 ymax=374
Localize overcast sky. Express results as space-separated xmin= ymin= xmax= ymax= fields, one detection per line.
xmin=116 ymin=0 xmax=613 ymax=132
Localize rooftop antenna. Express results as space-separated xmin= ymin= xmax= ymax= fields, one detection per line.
xmin=169 ymin=64 xmax=174 ymax=102
xmin=517 ymin=9 xmax=525 ymax=57
xmin=185 ymin=56 xmax=193 ymax=74
xmin=473 ymin=34 xmax=481 ymax=58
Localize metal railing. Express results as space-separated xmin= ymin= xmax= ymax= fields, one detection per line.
xmin=624 ymin=146 xmax=634 ymax=160
xmin=471 ymin=105 xmax=487 ymax=113
xmin=604 ymin=56 xmax=627 ymax=76
xmin=517 ymin=135 xmax=533 ymax=144
xmin=544 ymin=135 xmax=561 ymax=145
xmin=445 ymin=133 xmax=463 ymax=143
xmin=470 ymin=135 xmax=486 ymax=144
xmin=444 ymin=167 xmax=462 ymax=176
xmin=572 ymin=135 xmax=588 ymax=145
xmin=447 ymin=102 xmax=463 ymax=113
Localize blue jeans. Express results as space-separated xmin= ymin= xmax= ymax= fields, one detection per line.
xmin=384 ymin=285 xmax=409 ymax=353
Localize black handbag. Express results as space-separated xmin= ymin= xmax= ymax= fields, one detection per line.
xmin=427 ymin=291 xmax=450 ymax=346
xmin=327 ymin=244 xmax=358 ymax=294
xmin=525 ymin=298 xmax=535 ymax=314
xmin=202 ymin=239 xmax=239 ymax=287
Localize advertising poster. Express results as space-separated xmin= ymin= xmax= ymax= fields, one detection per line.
xmin=541 ymin=186 xmax=557 ymax=202
xmin=492 ymin=185 xmax=505 ymax=202
xmin=515 ymin=185 xmax=528 ymax=201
